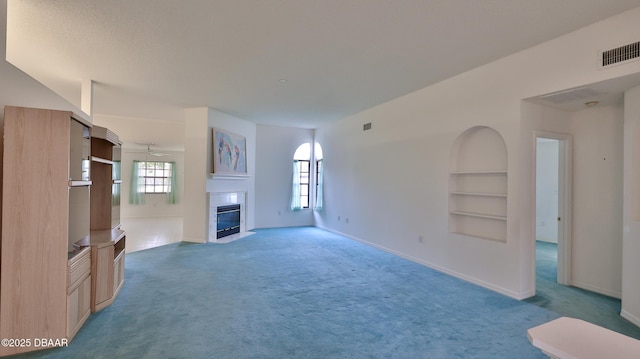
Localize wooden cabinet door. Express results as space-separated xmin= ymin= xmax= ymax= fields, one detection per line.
xmin=92 ymin=245 xmax=114 ymax=311
xmin=67 ymin=274 xmax=91 ymax=340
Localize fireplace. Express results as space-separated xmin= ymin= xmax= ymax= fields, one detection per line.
xmin=209 ymin=191 xmax=251 ymax=243
xmin=216 ymin=204 xmax=241 ymax=239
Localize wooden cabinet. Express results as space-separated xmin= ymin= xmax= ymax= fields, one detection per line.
xmin=67 ymin=247 xmax=91 ymax=340
xmin=0 ymin=106 xmax=92 ymax=356
xmin=89 ymin=126 xmax=125 ymax=312
xmin=87 ymin=229 xmax=126 ymax=312
xmin=90 ymin=126 xmax=122 ymax=231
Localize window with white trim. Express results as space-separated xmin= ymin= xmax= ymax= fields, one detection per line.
xmin=137 ymin=161 xmax=173 ymax=194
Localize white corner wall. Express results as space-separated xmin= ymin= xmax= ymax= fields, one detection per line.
xmin=570 ymin=105 xmax=624 ymax=298
xmin=0 ymin=0 xmax=87 ymax=123
xmin=92 ymin=114 xmax=186 ymax=219
xmin=622 ymin=85 xmax=640 ymax=326
xmin=255 ymin=124 xmax=315 ymax=228
xmin=118 ymin=149 xmax=184 ymax=218
xmin=315 ymin=6 xmax=640 ymax=300
xmin=206 ymin=109 xmax=256 ymax=232
xmin=183 ymin=107 xmax=257 ymax=244
xmin=183 ymin=108 xmax=210 ymax=243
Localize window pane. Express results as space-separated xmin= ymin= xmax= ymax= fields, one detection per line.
xmin=138 ymin=161 xmax=173 ymax=194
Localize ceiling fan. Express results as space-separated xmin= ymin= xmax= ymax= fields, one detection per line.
xmin=135 ymin=143 xmax=171 ymax=158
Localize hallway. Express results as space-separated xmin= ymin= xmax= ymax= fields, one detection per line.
xmin=526 ymin=241 xmax=639 ymax=338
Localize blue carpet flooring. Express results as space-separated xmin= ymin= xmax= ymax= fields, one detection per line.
xmin=533 ymin=241 xmax=557 ymax=282
xmin=524 ymin=241 xmax=640 ymax=339
xmin=10 ymin=227 xmax=625 ymax=358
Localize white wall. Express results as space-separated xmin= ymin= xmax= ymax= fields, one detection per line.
xmin=255 ymin=124 xmax=315 ymax=228
xmin=118 ymin=149 xmax=184 ymax=218
xmin=0 ymin=0 xmax=87 ymax=124
xmin=570 ymin=105 xmax=624 ymax=298
xmin=179 ymin=108 xmax=257 ymax=244
xmin=206 ymin=109 xmax=256 ymax=233
xmin=536 ymin=139 xmax=559 ymax=243
xmin=622 ymin=85 xmax=640 ymax=325
xmin=183 ymin=108 xmax=209 ymax=243
xmin=92 ymin=114 xmax=186 ymax=219
xmin=315 ymin=7 xmax=640 ymax=300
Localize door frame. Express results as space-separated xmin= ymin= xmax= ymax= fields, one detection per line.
xmin=534 ymin=131 xmax=573 ymax=285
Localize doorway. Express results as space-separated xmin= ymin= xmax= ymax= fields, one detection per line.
xmin=535 ymin=132 xmax=572 ymax=286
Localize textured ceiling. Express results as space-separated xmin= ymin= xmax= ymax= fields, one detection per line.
xmin=6 ymin=0 xmax=640 ymax=128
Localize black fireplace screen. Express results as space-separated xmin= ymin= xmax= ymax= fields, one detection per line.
xmin=217 ymin=204 xmax=241 ymax=239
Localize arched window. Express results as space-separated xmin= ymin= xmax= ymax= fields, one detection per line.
xmin=291 ymin=143 xmax=311 ymax=210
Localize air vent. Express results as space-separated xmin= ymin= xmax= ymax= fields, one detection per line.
xmin=537 ymin=87 xmax=603 ymax=104
xmin=602 ymin=41 xmax=640 ymax=67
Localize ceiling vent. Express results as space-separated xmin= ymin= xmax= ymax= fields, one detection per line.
xmin=537 ymin=87 xmax=603 ymax=104
xmin=602 ymin=41 xmax=640 ymax=67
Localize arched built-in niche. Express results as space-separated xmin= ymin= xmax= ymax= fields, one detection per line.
xmin=449 ymin=126 xmax=508 ymax=242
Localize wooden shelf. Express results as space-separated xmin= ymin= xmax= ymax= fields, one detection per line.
xmin=85 ymin=228 xmax=126 ymax=248
xmin=91 ymin=156 xmax=114 ymax=165
xmin=69 ymin=180 xmax=93 ymax=187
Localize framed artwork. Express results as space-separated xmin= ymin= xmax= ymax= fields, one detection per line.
xmin=212 ymin=128 xmax=247 ymax=175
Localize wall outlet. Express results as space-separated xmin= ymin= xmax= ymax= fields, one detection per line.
xmin=418 ymin=235 xmax=423 ymax=243
xmin=345 ymin=218 xmax=349 ymax=224
xmin=338 ymin=216 xmax=341 ymax=221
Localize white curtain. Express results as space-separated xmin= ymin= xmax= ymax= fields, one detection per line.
xmin=129 ymin=160 xmax=145 ymax=205
xmin=290 ymin=160 xmax=302 ymax=211
xmin=314 ymin=159 xmax=324 ymax=211
xmin=166 ymin=162 xmax=178 ymax=204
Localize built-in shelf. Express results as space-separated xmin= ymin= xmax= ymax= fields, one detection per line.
xmin=450 ymin=231 xmax=506 ymax=242
xmin=449 ymin=126 xmax=508 ymax=242
xmin=450 ymin=170 xmax=508 ymax=175
xmin=449 ymin=211 xmax=507 ymax=221
xmin=450 ymin=192 xmax=507 ymax=198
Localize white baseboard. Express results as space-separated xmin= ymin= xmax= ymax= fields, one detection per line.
xmin=571 ymin=280 xmax=621 ymax=299
xmin=621 ymin=309 xmax=640 ymax=327
xmin=316 ymin=225 xmax=523 ymax=300
xmin=182 ymin=237 xmax=206 ymax=243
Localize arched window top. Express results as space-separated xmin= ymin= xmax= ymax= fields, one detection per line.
xmin=294 ymin=143 xmax=311 ymax=160
xmin=315 ymin=143 xmax=323 ymax=160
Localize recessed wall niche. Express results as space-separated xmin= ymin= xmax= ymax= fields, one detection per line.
xmin=449 ymin=126 xmax=508 ymax=242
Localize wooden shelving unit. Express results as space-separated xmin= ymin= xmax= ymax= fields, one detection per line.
xmin=67 ymin=247 xmax=91 ymax=340
xmin=89 ymin=126 xmax=125 ymax=312
xmin=0 ymin=108 xmax=126 ymax=356
xmin=80 ymin=229 xmax=126 ymax=312
xmin=0 ymin=106 xmax=93 ymax=356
